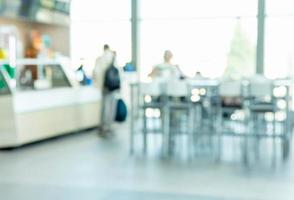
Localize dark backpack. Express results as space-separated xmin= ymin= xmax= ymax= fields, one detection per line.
xmin=104 ymin=65 xmax=121 ymax=91
xmin=115 ymin=99 xmax=127 ymax=122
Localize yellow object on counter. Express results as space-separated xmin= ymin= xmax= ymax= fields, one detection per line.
xmin=0 ymin=48 xmax=7 ymax=59
xmin=0 ymin=48 xmax=15 ymax=79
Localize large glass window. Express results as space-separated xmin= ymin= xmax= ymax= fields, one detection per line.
xmin=139 ymin=0 xmax=257 ymax=80
xmin=264 ymin=0 xmax=294 ymax=79
xmin=266 ymin=0 xmax=294 ymax=16
xmin=141 ymin=0 xmax=257 ymax=19
xmin=70 ymin=0 xmax=131 ymax=75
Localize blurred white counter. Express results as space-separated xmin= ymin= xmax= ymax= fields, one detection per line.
xmin=0 ymin=60 xmax=102 ymax=148
xmin=0 ymin=86 xmax=101 ymax=148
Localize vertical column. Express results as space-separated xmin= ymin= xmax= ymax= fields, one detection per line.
xmin=131 ymin=0 xmax=139 ymax=71
xmin=130 ymin=0 xmax=139 ymax=155
xmin=256 ymin=0 xmax=266 ymax=74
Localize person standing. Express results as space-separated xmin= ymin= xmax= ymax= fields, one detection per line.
xmin=93 ymin=44 xmax=115 ymax=90
xmin=93 ymin=45 xmax=119 ymax=136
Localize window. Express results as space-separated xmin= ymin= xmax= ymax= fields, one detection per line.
xmin=266 ymin=0 xmax=294 ymax=16
xmin=264 ymin=0 xmax=294 ymax=79
xmin=139 ymin=0 xmax=257 ymax=80
xmin=70 ymin=0 xmax=131 ymax=75
xmin=71 ymin=0 xmax=130 ymax=21
xmin=140 ymin=0 xmax=257 ymax=19
xmin=71 ymin=21 xmax=131 ymax=71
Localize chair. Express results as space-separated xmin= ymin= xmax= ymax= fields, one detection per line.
xmin=219 ymin=80 xmax=246 ymax=162
xmin=220 ymin=80 xmax=243 ymax=111
xmin=219 ymin=80 xmax=244 ymax=134
xmin=243 ymin=77 xmax=281 ymax=166
xmin=139 ymin=81 xmax=165 ymax=154
xmin=274 ymin=80 xmax=292 ymax=161
xmin=188 ymin=79 xmax=221 ymax=159
xmin=163 ymin=80 xmax=194 ymax=158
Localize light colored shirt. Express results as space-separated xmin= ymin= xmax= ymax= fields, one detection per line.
xmin=152 ymin=63 xmax=181 ymax=81
xmin=93 ymin=50 xmax=114 ymax=90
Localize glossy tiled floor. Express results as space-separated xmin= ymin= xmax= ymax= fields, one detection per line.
xmin=0 ymin=124 xmax=293 ymax=200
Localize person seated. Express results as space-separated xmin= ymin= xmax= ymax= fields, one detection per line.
xmin=148 ymin=50 xmax=184 ymax=81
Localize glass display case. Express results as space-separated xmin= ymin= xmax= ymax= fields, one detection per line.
xmin=16 ymin=63 xmax=71 ymax=90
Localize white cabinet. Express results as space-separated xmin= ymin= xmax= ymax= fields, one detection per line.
xmin=0 ymin=61 xmax=101 ymax=148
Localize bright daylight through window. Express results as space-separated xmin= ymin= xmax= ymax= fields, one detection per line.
xmin=265 ymin=0 xmax=294 ymax=79
xmin=70 ymin=0 xmax=131 ymax=74
xmin=139 ymin=0 xmax=257 ymax=80
xmin=71 ymin=0 xmax=294 ymax=81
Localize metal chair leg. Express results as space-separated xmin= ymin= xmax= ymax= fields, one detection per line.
xmin=272 ymin=113 xmax=277 ymax=168
xmin=243 ymin=111 xmax=251 ymax=167
xmin=188 ymin=106 xmax=194 ymax=161
xmin=215 ymin=101 xmax=222 ymax=163
xmin=143 ymin=110 xmax=147 ymax=154
xmin=282 ymin=135 xmax=290 ymax=161
xmin=254 ymin=113 xmax=261 ymax=161
xmin=162 ymin=105 xmax=170 ymax=158
xmin=130 ymin=85 xmax=135 ymax=155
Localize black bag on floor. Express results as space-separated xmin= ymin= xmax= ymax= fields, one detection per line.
xmin=115 ymin=99 xmax=127 ymax=122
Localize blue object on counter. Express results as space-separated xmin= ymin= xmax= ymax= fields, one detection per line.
xmin=85 ymin=77 xmax=92 ymax=86
xmin=123 ymin=63 xmax=136 ymax=72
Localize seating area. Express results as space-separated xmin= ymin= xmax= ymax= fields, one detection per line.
xmin=3 ymin=0 xmax=294 ymax=199
xmin=130 ymin=77 xmax=293 ymax=167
